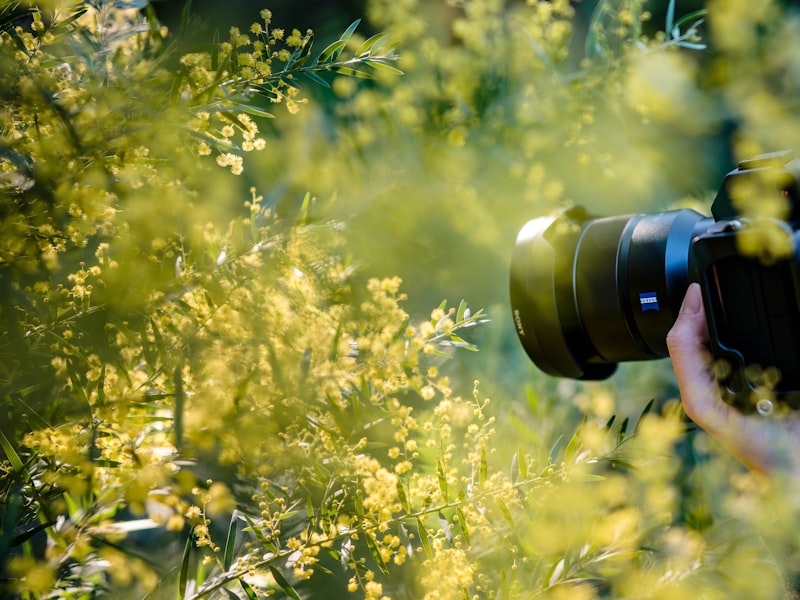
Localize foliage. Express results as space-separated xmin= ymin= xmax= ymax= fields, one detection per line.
xmin=4 ymin=0 xmax=800 ymax=599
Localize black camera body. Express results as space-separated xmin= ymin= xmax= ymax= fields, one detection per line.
xmin=510 ymin=150 xmax=800 ymax=413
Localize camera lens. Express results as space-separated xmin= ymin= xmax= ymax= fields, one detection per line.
xmin=509 ymin=207 xmax=711 ymax=379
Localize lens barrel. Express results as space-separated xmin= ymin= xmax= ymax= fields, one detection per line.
xmin=510 ymin=207 xmax=712 ymax=379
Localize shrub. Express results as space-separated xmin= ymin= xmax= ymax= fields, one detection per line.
xmin=3 ymin=1 xmax=800 ymax=599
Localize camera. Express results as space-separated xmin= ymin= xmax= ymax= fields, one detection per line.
xmin=509 ymin=150 xmax=800 ymax=413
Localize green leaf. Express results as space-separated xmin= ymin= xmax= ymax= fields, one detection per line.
xmin=239 ymin=579 xmax=259 ymax=600
xmin=330 ymin=65 xmax=376 ymax=80
xmin=364 ymin=59 xmax=404 ymax=75
xmin=179 ymin=0 xmax=192 ymax=36
xmin=179 ymin=536 xmax=192 ymax=598
xmin=456 ymin=507 xmax=470 ymax=546
xmin=456 ymin=299 xmax=468 ymax=323
xmin=634 ymin=399 xmax=655 ymax=433
xmin=0 ymin=428 xmax=25 ymax=475
xmin=211 ymin=29 xmax=220 ymax=71
xmin=269 ymin=566 xmax=301 ymax=600
xmin=10 ymin=521 xmax=56 ymax=549
xmin=438 ymin=511 xmax=452 ymax=543
xmin=365 ymin=532 xmax=390 ymax=575
xmin=223 ymin=511 xmax=238 ymax=571
xmin=238 ymin=104 xmax=276 ymax=119
xmin=396 ymin=479 xmax=411 ymax=514
xmin=318 ymin=39 xmax=348 ymax=64
xmin=518 ymin=448 xmax=528 ymax=480
xmin=356 ymin=32 xmax=387 ymax=56
xmin=338 ymin=19 xmax=361 ymax=44
xmin=548 ymin=433 xmax=564 ymax=464
xmin=304 ymin=69 xmax=331 ymax=88
xmin=417 ymin=518 xmax=433 ymax=559
xmin=665 ymin=0 xmax=676 ymax=36
xmin=672 ymin=9 xmax=708 ymax=35
xmin=564 ymin=427 xmax=581 ymax=462
xmin=436 ymin=458 xmax=448 ymax=502
xmin=241 ymin=513 xmax=277 ymax=552
xmin=496 ymin=498 xmax=514 ymax=527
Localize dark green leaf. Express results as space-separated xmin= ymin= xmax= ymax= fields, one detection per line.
xmin=0 ymin=429 xmax=24 ymax=476
xmin=634 ymin=399 xmax=655 ymax=433
xmin=179 ymin=0 xmax=193 ymax=36
xmin=269 ymin=566 xmax=301 ymax=600
xmin=10 ymin=521 xmax=55 ymax=549
xmin=304 ymin=69 xmax=331 ymax=88
xmin=365 ymin=533 xmax=390 ymax=575
xmin=223 ymin=511 xmax=238 ymax=571
xmin=179 ymin=536 xmax=192 ymax=598
xmin=240 ymin=579 xmax=259 ymax=600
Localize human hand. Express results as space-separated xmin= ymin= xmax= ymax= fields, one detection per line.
xmin=666 ymin=283 xmax=800 ymax=480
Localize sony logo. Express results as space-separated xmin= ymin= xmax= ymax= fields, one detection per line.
xmin=513 ymin=309 xmax=525 ymax=336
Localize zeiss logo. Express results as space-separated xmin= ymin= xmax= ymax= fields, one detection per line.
xmin=639 ymin=292 xmax=659 ymax=312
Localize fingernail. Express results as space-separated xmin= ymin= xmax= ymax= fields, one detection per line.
xmin=681 ymin=283 xmax=702 ymax=315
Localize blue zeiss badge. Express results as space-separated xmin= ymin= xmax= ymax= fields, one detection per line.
xmin=639 ymin=292 xmax=659 ymax=312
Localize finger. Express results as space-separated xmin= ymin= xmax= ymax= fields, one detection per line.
xmin=667 ymin=285 xmax=780 ymax=475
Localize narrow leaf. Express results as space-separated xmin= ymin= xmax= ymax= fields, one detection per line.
xmin=304 ymin=69 xmax=331 ymax=88
xmin=330 ymin=66 xmax=376 ymax=80
xmin=564 ymin=427 xmax=581 ymax=462
xmin=436 ymin=458 xmax=448 ymax=502
xmin=665 ymin=0 xmax=676 ymax=36
xmin=634 ymin=399 xmax=655 ymax=433
xmin=456 ymin=299 xmax=468 ymax=323
xmin=496 ymin=498 xmax=514 ymax=527
xmin=365 ymin=533 xmax=390 ymax=575
xmin=338 ymin=19 xmax=361 ymax=43
xmin=269 ymin=566 xmax=301 ymax=600
xmin=238 ymin=104 xmax=276 ymax=119
xmin=457 ymin=507 xmax=470 ymax=545
xmin=179 ymin=0 xmax=193 ymax=36
xmin=438 ymin=511 xmax=452 ymax=543
xmin=239 ymin=579 xmax=258 ymax=600
xmin=223 ymin=510 xmax=238 ymax=571
xmin=179 ymin=536 xmax=192 ymax=598
xmin=0 ymin=429 xmax=25 ymax=475
xmin=396 ymin=479 xmax=411 ymax=513
xmin=317 ymin=39 xmax=347 ymax=64
xmin=356 ymin=32 xmax=387 ymax=56
xmin=417 ymin=518 xmax=433 ymax=559
xmin=364 ymin=59 xmax=404 ymax=75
